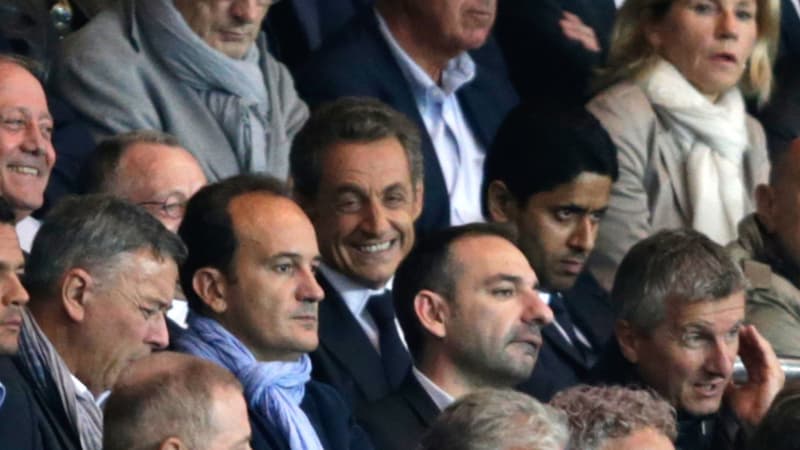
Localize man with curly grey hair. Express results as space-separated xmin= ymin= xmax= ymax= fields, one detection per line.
xmin=420 ymin=388 xmax=568 ymax=450
xmin=550 ymin=385 xmax=676 ymax=450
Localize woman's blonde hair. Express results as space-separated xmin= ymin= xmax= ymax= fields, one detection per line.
xmin=596 ymin=0 xmax=781 ymax=104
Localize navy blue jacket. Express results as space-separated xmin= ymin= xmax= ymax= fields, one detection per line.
xmin=0 ymin=356 xmax=81 ymax=450
xmin=250 ymin=380 xmax=374 ymax=450
xmin=297 ymin=10 xmax=518 ymax=236
xmin=518 ymin=272 xmax=615 ymax=401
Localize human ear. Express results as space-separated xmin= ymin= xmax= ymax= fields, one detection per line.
xmin=61 ymin=268 xmax=94 ymax=323
xmin=414 ymin=290 xmax=450 ymax=339
xmin=192 ymin=267 xmax=229 ymax=314
xmin=615 ymin=320 xmax=642 ymax=364
xmin=487 ymin=180 xmax=518 ymax=223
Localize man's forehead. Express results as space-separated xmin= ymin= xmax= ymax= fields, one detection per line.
xmin=453 ymin=235 xmax=535 ymax=280
xmin=664 ymin=293 xmax=746 ymax=328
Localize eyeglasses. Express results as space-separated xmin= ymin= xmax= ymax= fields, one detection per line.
xmin=137 ymin=192 xmax=189 ymax=220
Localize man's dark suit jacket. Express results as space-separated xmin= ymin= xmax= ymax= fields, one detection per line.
xmin=494 ymin=0 xmax=616 ymax=107
xmin=518 ymin=272 xmax=614 ymax=401
xmin=357 ymin=372 xmax=440 ymax=450
xmin=779 ymin=0 xmax=800 ymax=63
xmin=264 ymin=0 xmax=374 ymax=72
xmin=250 ymin=380 xmax=374 ymax=450
xmin=297 ymin=10 xmax=518 ymax=236
xmin=310 ymin=274 xmax=400 ymax=413
xmin=0 ymin=356 xmax=81 ymax=450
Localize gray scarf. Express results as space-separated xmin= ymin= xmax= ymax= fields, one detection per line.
xmin=135 ymin=0 xmax=270 ymax=172
xmin=17 ymin=308 xmax=103 ymax=450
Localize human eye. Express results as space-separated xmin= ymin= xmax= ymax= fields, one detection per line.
xmin=39 ymin=120 xmax=54 ymax=140
xmin=735 ymin=7 xmax=755 ymax=20
xmin=689 ymin=0 xmax=716 ymax=14
xmin=139 ymin=305 xmax=159 ymax=320
xmin=336 ymin=193 xmax=362 ymax=213
xmin=490 ymin=284 xmax=516 ymax=298
xmin=554 ymin=208 xmax=574 ymax=222
xmin=680 ymin=329 xmax=709 ymax=348
xmin=0 ymin=111 xmax=27 ymax=132
xmin=384 ymin=191 xmax=408 ymax=208
xmin=273 ymin=260 xmax=296 ymax=275
xmin=590 ymin=210 xmax=606 ymax=223
xmin=725 ymin=324 xmax=742 ymax=341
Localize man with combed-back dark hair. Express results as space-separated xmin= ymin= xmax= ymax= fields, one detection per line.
xmin=0 ymin=194 xmax=185 ymax=450
xmin=591 ymin=229 xmax=785 ymax=450
xmin=173 ymin=173 xmax=372 ymax=450
xmin=550 ymin=385 xmax=677 ymax=450
xmin=483 ymin=105 xmax=618 ymax=401
xmin=357 ymin=222 xmax=553 ymax=450
xmin=290 ymin=97 xmax=422 ymax=412
xmin=103 ymin=351 xmax=251 ymax=450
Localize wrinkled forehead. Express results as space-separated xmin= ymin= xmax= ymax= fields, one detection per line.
xmin=662 ymin=292 xmax=746 ymax=329
xmin=0 ymin=62 xmax=50 ymax=114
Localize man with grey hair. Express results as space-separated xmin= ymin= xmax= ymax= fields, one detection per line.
xmin=0 ymin=195 xmax=186 ymax=450
xmin=550 ymin=385 xmax=677 ymax=450
xmin=103 ymin=351 xmax=251 ymax=450
xmin=54 ymin=0 xmax=308 ymax=182
xmin=419 ymin=388 xmax=568 ymax=450
xmin=590 ymin=229 xmax=784 ymax=450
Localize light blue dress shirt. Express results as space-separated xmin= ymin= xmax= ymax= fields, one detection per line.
xmin=376 ymin=12 xmax=487 ymax=225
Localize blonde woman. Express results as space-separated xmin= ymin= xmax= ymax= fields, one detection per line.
xmin=587 ymin=0 xmax=780 ymax=290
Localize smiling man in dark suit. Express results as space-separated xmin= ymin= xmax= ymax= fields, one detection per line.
xmin=483 ymin=106 xmax=619 ymax=401
xmin=290 ymin=97 xmax=422 ymax=413
xmin=297 ymin=0 xmax=518 ymax=234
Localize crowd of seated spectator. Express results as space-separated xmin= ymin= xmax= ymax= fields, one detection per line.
xmin=0 ymin=0 xmax=799 ymax=449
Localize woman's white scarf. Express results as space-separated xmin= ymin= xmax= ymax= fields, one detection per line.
xmin=640 ymin=59 xmax=750 ymax=244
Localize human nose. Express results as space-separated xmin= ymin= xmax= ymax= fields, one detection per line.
xmin=21 ymin=120 xmax=48 ymax=156
xmin=522 ymin=289 xmax=554 ymax=327
xmin=1 ymin=272 xmax=29 ymax=308
xmin=567 ymin=216 xmax=595 ymax=253
xmin=704 ymin=337 xmax=736 ymax=377
xmin=146 ymin=314 xmax=170 ymax=350
xmin=231 ymin=0 xmax=262 ymax=23
xmin=298 ymin=267 xmax=325 ymax=303
xmin=360 ymin=198 xmax=391 ymax=236
xmin=717 ymin=9 xmax=740 ymax=39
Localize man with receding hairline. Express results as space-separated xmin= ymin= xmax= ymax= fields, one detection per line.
xmin=104 ymin=351 xmax=252 ymax=450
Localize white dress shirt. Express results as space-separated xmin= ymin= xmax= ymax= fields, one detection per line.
xmin=319 ymin=265 xmax=407 ymax=353
xmin=376 ymin=11 xmax=487 ymax=226
xmin=71 ymin=374 xmax=110 ymax=408
xmin=16 ymin=216 xmax=41 ymax=253
xmin=413 ymin=367 xmax=453 ymax=411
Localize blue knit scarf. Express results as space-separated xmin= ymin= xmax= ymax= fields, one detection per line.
xmin=173 ymin=312 xmax=324 ymax=450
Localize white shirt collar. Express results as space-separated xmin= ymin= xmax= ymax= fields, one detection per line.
xmin=70 ymin=374 xmax=110 ymax=408
xmin=318 ymin=264 xmax=393 ymax=318
xmin=413 ymin=367 xmax=453 ymax=411
xmin=15 ymin=216 xmax=41 ymax=253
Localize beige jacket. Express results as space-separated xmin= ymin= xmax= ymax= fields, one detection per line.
xmin=587 ymin=82 xmax=769 ymax=290
xmin=728 ymin=214 xmax=800 ymax=358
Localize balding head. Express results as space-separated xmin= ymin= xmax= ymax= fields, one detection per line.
xmin=0 ymin=55 xmax=55 ymax=221
xmin=104 ymin=351 xmax=251 ymax=450
xmin=84 ymin=131 xmax=207 ymax=232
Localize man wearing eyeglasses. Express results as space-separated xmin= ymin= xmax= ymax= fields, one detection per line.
xmin=0 ymin=195 xmax=186 ymax=450
xmin=53 ymin=0 xmax=307 ymax=184
xmin=81 ymin=130 xmax=207 ymax=233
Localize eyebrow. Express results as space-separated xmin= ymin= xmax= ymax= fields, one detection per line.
xmin=268 ymin=252 xmax=322 ymax=264
xmin=0 ymin=106 xmax=53 ymax=123
xmin=0 ymin=260 xmax=25 ymax=272
xmin=484 ymin=273 xmax=526 ymax=286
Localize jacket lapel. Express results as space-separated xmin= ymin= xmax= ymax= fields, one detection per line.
xmin=316 ymin=275 xmax=390 ymax=400
xmin=542 ymin=324 xmax=589 ymax=369
xmin=400 ymin=374 xmax=442 ymax=427
xmin=655 ymin=119 xmax=692 ymax=222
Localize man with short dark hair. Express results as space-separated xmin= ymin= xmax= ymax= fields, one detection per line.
xmin=173 ymin=174 xmax=372 ymax=450
xmin=54 ymin=0 xmax=308 ymax=182
xmin=358 ymin=223 xmax=553 ymax=450
xmin=592 ymin=229 xmax=785 ymax=450
xmin=104 ymin=351 xmax=252 ymax=450
xmin=0 ymin=195 xmax=186 ymax=450
xmin=483 ymin=106 xmax=618 ymax=401
xmin=291 ymin=97 xmax=421 ymax=411
xmin=297 ymin=0 xmax=518 ymax=233
xmin=0 ymin=196 xmax=29 ymax=412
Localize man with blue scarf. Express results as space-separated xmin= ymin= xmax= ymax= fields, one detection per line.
xmin=172 ymin=174 xmax=373 ymax=450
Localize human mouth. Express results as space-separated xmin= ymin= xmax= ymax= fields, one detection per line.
xmin=560 ymin=258 xmax=585 ymax=276
xmin=218 ymin=29 xmax=249 ymax=41
xmin=8 ymin=164 xmax=41 ymax=176
xmin=693 ymin=380 xmax=726 ymax=399
xmin=711 ymin=52 xmax=739 ymax=66
xmin=0 ymin=314 xmax=22 ymax=331
xmin=354 ymin=239 xmax=397 ymax=254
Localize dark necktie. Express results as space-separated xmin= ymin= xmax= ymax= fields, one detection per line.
xmin=548 ymin=293 xmax=592 ymax=365
xmin=366 ymin=291 xmax=412 ymax=388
